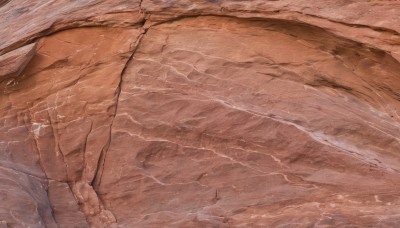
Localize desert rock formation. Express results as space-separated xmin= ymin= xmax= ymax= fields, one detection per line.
xmin=1 ymin=0 xmax=400 ymax=227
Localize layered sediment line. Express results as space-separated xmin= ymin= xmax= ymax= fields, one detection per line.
xmin=1 ymin=1 xmax=400 ymax=227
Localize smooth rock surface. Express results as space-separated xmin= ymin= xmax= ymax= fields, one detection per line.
xmin=1 ymin=0 xmax=400 ymax=227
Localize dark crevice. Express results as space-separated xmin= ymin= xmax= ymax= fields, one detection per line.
xmin=3 ymin=5 xmax=400 ymax=228
xmin=0 ymin=0 xmax=10 ymax=8
xmin=91 ymin=13 xmax=400 ymax=192
xmin=92 ymin=28 xmax=147 ymax=189
xmin=306 ymin=77 xmax=354 ymax=92
xmin=302 ymin=12 xmax=400 ymax=36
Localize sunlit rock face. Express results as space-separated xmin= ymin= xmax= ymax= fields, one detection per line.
xmin=1 ymin=1 xmax=400 ymax=227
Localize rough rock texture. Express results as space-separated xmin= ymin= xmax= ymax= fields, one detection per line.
xmin=1 ymin=0 xmax=400 ymax=227
xmin=0 ymin=43 xmax=36 ymax=87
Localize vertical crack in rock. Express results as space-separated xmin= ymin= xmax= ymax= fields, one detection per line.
xmin=56 ymin=27 xmax=146 ymax=227
xmin=2 ymin=1 xmax=400 ymax=227
xmin=93 ymin=15 xmax=400 ymax=227
xmin=0 ymin=24 xmax=147 ymax=227
xmin=92 ymin=24 xmax=148 ymax=201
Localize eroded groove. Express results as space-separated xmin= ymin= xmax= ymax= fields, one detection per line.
xmin=93 ymin=28 xmax=147 ymax=189
xmin=90 ymin=13 xmax=400 ymax=227
xmin=2 ymin=3 xmax=400 ymax=227
xmin=0 ymin=0 xmax=10 ymax=8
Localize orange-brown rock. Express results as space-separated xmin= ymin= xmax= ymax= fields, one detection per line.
xmin=0 ymin=24 xmax=142 ymax=227
xmin=0 ymin=43 xmax=36 ymax=87
xmin=1 ymin=1 xmax=400 ymax=227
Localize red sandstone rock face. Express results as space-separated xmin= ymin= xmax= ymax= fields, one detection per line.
xmin=1 ymin=1 xmax=400 ymax=227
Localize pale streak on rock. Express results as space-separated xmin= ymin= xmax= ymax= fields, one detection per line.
xmin=96 ymin=15 xmax=400 ymax=227
xmin=2 ymin=1 xmax=400 ymax=227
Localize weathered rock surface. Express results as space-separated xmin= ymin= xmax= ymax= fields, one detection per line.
xmin=1 ymin=1 xmax=400 ymax=227
xmin=0 ymin=43 xmax=36 ymax=86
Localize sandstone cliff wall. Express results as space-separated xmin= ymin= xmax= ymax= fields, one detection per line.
xmin=1 ymin=1 xmax=400 ymax=227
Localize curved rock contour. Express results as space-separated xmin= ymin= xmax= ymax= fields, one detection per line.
xmin=1 ymin=1 xmax=400 ymax=227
